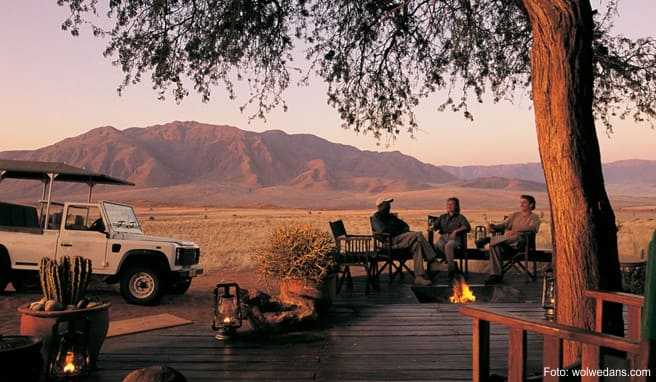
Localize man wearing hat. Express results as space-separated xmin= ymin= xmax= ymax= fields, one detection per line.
xmin=371 ymin=196 xmax=438 ymax=286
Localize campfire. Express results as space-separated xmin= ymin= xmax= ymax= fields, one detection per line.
xmin=449 ymin=275 xmax=476 ymax=304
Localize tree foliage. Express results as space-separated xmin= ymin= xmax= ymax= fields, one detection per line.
xmin=57 ymin=0 xmax=656 ymax=135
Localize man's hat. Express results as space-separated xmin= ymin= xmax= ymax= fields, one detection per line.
xmin=375 ymin=196 xmax=394 ymax=207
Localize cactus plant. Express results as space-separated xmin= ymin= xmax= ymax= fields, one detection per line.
xmin=37 ymin=256 xmax=92 ymax=308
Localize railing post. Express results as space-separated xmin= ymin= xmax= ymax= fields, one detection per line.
xmin=627 ymin=304 xmax=643 ymax=377
xmin=594 ymin=297 xmax=603 ymax=333
xmin=472 ymin=318 xmax=490 ymax=382
xmin=508 ymin=328 xmax=527 ymax=382
xmin=581 ymin=343 xmax=600 ymax=382
xmin=543 ymin=335 xmax=562 ymax=382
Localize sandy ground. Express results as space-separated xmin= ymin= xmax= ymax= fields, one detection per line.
xmin=0 ymin=269 xmax=263 ymax=335
xmin=137 ymin=207 xmax=655 ymax=271
xmin=2 ymin=206 xmax=653 ymax=335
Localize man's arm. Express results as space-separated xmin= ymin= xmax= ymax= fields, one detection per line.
xmin=459 ymin=216 xmax=471 ymax=233
xmin=396 ymin=216 xmax=410 ymax=233
xmin=527 ymin=214 xmax=541 ymax=233
xmin=490 ymin=215 xmax=510 ymax=232
xmin=446 ymin=216 xmax=470 ymax=240
xmin=371 ymin=214 xmax=387 ymax=234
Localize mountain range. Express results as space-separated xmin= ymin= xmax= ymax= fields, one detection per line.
xmin=1 ymin=121 xmax=654 ymax=209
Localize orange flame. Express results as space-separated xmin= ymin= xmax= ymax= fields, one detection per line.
xmin=449 ymin=277 xmax=476 ymax=304
xmin=63 ymin=352 xmax=76 ymax=374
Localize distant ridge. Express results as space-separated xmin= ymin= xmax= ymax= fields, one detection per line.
xmin=1 ymin=121 xmax=654 ymax=208
xmin=440 ymin=159 xmax=656 ymax=185
xmin=457 ymin=177 xmax=547 ymax=192
xmin=0 ymin=121 xmax=455 ymax=192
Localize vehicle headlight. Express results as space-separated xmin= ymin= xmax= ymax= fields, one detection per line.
xmin=175 ymin=247 xmax=182 ymax=265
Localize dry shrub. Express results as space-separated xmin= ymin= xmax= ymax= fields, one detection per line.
xmin=254 ymin=224 xmax=336 ymax=285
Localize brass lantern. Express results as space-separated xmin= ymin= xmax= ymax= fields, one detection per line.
xmin=48 ymin=319 xmax=91 ymax=380
xmin=541 ymin=268 xmax=556 ymax=321
xmin=474 ymin=225 xmax=488 ymax=242
xmin=212 ymin=283 xmax=243 ymax=340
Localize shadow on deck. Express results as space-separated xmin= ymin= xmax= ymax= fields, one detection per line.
xmin=90 ymin=272 xmax=547 ymax=381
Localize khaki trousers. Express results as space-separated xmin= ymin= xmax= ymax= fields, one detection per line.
xmin=392 ymin=231 xmax=438 ymax=277
xmin=434 ymin=237 xmax=462 ymax=266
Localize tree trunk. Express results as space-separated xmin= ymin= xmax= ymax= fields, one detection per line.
xmin=521 ymin=0 xmax=624 ymax=363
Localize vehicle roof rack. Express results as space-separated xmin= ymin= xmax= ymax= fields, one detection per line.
xmin=0 ymin=160 xmax=134 ymax=186
xmin=0 ymin=160 xmax=134 ymax=227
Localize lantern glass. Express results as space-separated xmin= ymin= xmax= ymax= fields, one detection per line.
xmin=48 ymin=320 xmax=91 ymax=379
xmin=212 ymin=283 xmax=242 ymax=337
xmin=218 ymin=297 xmax=239 ymax=327
xmin=541 ymin=268 xmax=556 ymax=321
xmin=474 ymin=225 xmax=488 ymax=242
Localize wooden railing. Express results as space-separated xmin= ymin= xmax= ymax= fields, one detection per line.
xmin=459 ymin=290 xmax=648 ymax=382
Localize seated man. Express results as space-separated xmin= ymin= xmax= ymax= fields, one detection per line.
xmin=430 ymin=197 xmax=471 ymax=280
xmin=477 ymin=194 xmax=541 ymax=285
xmin=371 ymin=196 xmax=438 ymax=286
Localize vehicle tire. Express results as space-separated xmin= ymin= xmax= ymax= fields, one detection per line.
xmin=0 ymin=250 xmax=10 ymax=293
xmin=120 ymin=266 xmax=164 ymax=305
xmin=11 ymin=270 xmax=40 ymax=292
xmin=169 ymin=278 xmax=192 ymax=295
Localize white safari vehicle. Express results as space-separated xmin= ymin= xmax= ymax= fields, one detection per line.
xmin=0 ymin=160 xmax=203 ymax=305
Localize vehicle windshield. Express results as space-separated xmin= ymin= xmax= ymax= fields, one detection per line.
xmin=103 ymin=202 xmax=143 ymax=234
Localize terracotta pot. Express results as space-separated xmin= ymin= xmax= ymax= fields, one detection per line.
xmin=0 ymin=335 xmax=43 ymax=382
xmin=18 ymin=302 xmax=111 ymax=372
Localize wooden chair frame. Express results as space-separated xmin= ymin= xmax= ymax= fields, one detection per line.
xmin=500 ymin=230 xmax=539 ymax=282
xmin=426 ymin=218 xmax=474 ymax=277
xmin=329 ymin=220 xmax=379 ymax=294
xmin=371 ymin=231 xmax=415 ymax=283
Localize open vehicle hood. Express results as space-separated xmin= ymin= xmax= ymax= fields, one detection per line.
xmin=114 ymin=233 xmax=197 ymax=247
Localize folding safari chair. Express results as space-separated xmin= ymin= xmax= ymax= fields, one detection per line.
xmin=426 ymin=215 xmax=472 ymax=277
xmin=500 ymin=231 xmax=538 ymax=282
xmin=369 ymin=217 xmax=414 ymax=283
xmin=329 ymin=220 xmax=378 ymax=294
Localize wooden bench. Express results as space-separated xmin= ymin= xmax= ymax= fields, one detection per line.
xmin=460 ymin=290 xmax=651 ymax=381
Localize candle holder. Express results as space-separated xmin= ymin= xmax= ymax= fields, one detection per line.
xmin=541 ymin=268 xmax=556 ymax=321
xmin=48 ymin=318 xmax=91 ymax=380
xmin=212 ymin=283 xmax=243 ymax=340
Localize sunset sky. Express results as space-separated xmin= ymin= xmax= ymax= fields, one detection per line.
xmin=1 ymin=1 xmax=655 ymax=166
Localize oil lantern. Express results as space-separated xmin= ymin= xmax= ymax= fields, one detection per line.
xmin=48 ymin=319 xmax=91 ymax=380
xmin=212 ymin=283 xmax=243 ymax=340
xmin=541 ymin=268 xmax=556 ymax=321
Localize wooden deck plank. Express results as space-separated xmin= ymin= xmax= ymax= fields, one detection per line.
xmin=94 ymin=273 xmax=548 ymax=381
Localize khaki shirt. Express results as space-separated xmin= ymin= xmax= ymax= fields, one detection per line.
xmin=491 ymin=211 xmax=540 ymax=245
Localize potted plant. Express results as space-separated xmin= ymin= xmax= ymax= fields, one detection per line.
xmin=17 ymin=256 xmax=110 ymax=378
xmin=254 ymin=224 xmax=337 ymax=317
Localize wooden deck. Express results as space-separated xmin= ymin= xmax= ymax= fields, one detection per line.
xmin=89 ymin=273 xmax=547 ymax=381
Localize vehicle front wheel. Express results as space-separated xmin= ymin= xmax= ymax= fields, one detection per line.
xmin=11 ymin=270 xmax=40 ymax=292
xmin=120 ymin=266 xmax=164 ymax=305
xmin=0 ymin=255 xmax=9 ymax=293
xmin=169 ymin=278 xmax=192 ymax=295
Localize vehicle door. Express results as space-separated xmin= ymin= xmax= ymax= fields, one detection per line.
xmin=56 ymin=204 xmax=109 ymax=271
xmin=5 ymin=204 xmax=63 ymax=269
